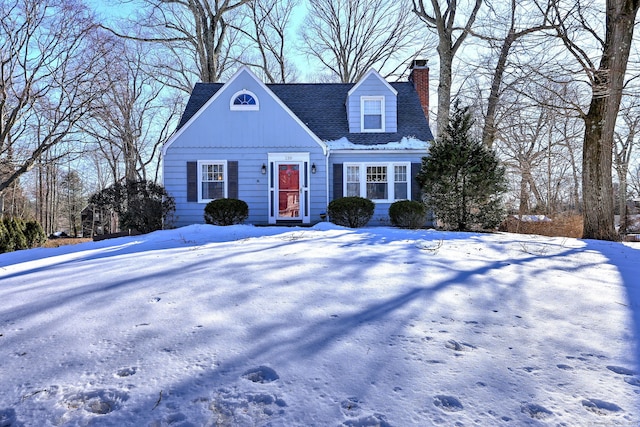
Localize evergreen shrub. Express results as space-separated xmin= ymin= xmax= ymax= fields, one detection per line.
xmin=328 ymin=196 xmax=375 ymax=228
xmin=204 ymin=198 xmax=249 ymax=226
xmin=0 ymin=217 xmax=28 ymax=253
xmin=389 ymin=200 xmax=426 ymax=229
xmin=24 ymin=221 xmax=47 ymax=248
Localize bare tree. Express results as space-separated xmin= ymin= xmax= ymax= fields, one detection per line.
xmin=472 ymin=0 xmax=552 ymax=149
xmin=613 ymin=100 xmax=640 ymax=234
xmin=302 ymin=0 xmax=427 ymax=83
xmin=106 ymin=0 xmax=250 ymax=91
xmin=412 ymin=0 xmax=483 ymax=137
xmin=544 ymin=0 xmax=640 ymax=240
xmin=82 ymin=38 xmax=180 ymax=186
xmin=235 ymin=0 xmax=299 ymax=83
xmin=0 ymin=0 xmax=108 ymax=199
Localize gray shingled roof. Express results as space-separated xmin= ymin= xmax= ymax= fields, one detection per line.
xmin=176 ymin=81 xmax=434 ymax=145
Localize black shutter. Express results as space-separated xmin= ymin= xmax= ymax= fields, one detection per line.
xmin=411 ymin=162 xmax=422 ymax=201
xmin=228 ymin=161 xmax=239 ymax=199
xmin=333 ymin=163 xmax=343 ymax=199
xmin=187 ymin=162 xmax=197 ymax=202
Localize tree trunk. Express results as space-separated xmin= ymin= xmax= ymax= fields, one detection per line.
xmin=581 ymin=0 xmax=639 ymax=240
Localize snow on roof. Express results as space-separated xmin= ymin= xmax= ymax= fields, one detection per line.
xmin=325 ymin=136 xmax=429 ymax=150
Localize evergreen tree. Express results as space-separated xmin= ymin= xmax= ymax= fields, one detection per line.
xmin=417 ymin=103 xmax=507 ymax=231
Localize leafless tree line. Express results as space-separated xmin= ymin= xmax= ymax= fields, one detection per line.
xmin=1 ymin=0 xmax=639 ymax=239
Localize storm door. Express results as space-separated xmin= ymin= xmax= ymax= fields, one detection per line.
xmin=277 ymin=163 xmax=301 ymax=219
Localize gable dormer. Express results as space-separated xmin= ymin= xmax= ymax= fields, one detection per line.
xmin=347 ymin=69 xmax=398 ymax=134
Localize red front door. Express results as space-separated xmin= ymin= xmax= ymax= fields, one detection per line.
xmin=278 ymin=164 xmax=300 ymax=218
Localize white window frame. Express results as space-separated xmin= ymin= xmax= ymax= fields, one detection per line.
xmin=230 ymin=90 xmax=259 ymax=111
xmin=198 ymin=160 xmax=228 ymax=202
xmin=343 ymin=162 xmax=411 ymax=203
xmin=360 ymin=96 xmax=385 ymax=132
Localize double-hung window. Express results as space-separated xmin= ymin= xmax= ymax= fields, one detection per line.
xmin=361 ymin=96 xmax=384 ymax=132
xmin=344 ymin=162 xmax=410 ymax=202
xmin=199 ymin=161 xmax=226 ymax=201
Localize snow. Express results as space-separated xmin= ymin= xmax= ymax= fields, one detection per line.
xmin=511 ymin=215 xmax=552 ymax=222
xmin=326 ymin=137 xmax=428 ymax=150
xmin=0 ymin=224 xmax=638 ymax=426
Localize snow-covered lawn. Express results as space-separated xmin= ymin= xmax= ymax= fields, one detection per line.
xmin=0 ymin=224 xmax=638 ymax=426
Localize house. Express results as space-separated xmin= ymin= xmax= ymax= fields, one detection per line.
xmin=162 ymin=60 xmax=434 ymax=227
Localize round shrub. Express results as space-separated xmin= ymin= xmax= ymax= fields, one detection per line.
xmin=204 ymin=198 xmax=249 ymax=226
xmin=389 ymin=200 xmax=427 ymax=229
xmin=327 ymin=196 xmax=375 ymax=228
xmin=24 ymin=221 xmax=47 ymax=248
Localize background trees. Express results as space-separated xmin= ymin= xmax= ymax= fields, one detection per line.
xmin=302 ymin=0 xmax=429 ymax=82
xmin=1 ymin=0 xmax=639 ymax=240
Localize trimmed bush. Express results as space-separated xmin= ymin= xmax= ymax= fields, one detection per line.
xmin=204 ymin=198 xmax=249 ymax=226
xmin=328 ymin=196 xmax=375 ymax=228
xmin=24 ymin=221 xmax=47 ymax=248
xmin=389 ymin=200 xmax=427 ymax=229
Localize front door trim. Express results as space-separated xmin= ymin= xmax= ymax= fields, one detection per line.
xmin=268 ymin=153 xmax=311 ymax=224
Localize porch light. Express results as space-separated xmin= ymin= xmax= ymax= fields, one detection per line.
xmin=261 ymin=163 xmax=267 ymax=174
xmin=311 ymin=163 xmax=317 ymax=174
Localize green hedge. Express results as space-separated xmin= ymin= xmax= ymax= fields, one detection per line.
xmin=389 ymin=200 xmax=427 ymax=229
xmin=327 ymin=197 xmax=375 ymax=228
xmin=204 ymin=198 xmax=249 ymax=226
xmin=0 ymin=218 xmax=45 ymax=254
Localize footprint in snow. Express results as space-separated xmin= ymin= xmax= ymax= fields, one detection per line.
xmin=115 ymin=367 xmax=137 ymax=378
xmin=341 ymin=397 xmax=362 ymax=416
xmin=63 ymin=389 xmax=129 ymax=415
xmin=581 ymin=398 xmax=623 ymax=415
xmin=209 ymin=389 xmax=286 ymax=425
xmin=521 ymin=403 xmax=552 ymax=420
xmin=343 ymin=413 xmax=392 ymax=427
xmin=625 ymin=377 xmax=640 ymax=387
xmin=445 ymin=339 xmax=475 ymax=352
xmin=606 ymin=365 xmax=636 ymax=376
xmin=0 ymin=408 xmax=20 ymax=427
xmin=241 ymin=366 xmax=279 ymax=383
xmin=433 ymin=395 xmax=463 ymax=412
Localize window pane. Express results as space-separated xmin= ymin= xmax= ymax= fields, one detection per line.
xmin=202 ymin=182 xmax=224 ymax=199
xmin=394 ymin=165 xmax=407 ymax=182
xmin=363 ymin=99 xmax=382 ymax=114
xmin=234 ymin=93 xmax=256 ymax=105
xmin=363 ymin=114 xmax=382 ymax=130
xmin=363 ymin=99 xmax=382 ymax=130
xmin=346 ymin=165 xmax=360 ymax=196
xmin=203 ymin=164 xmax=224 ymax=181
xmin=346 ymin=166 xmax=360 ymax=183
xmin=366 ymin=166 xmax=387 ymax=199
xmin=367 ymin=183 xmax=387 ymax=199
xmin=201 ymin=163 xmax=224 ymax=200
xmin=394 ymin=183 xmax=408 ymax=200
xmin=347 ymin=183 xmax=360 ymax=197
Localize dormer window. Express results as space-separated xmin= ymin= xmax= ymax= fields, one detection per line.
xmin=230 ymin=90 xmax=259 ymax=110
xmin=361 ymin=96 xmax=384 ymax=132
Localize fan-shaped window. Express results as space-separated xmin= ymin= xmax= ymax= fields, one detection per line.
xmin=230 ymin=90 xmax=259 ymax=110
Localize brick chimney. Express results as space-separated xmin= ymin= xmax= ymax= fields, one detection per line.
xmin=409 ymin=59 xmax=429 ymax=122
